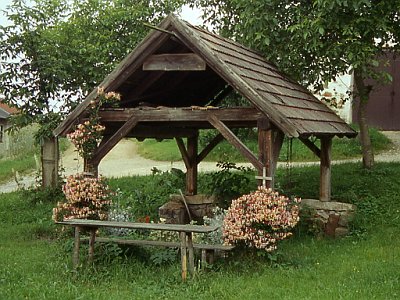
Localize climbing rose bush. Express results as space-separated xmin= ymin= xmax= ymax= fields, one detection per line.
xmin=52 ymin=173 xmax=112 ymax=221
xmin=223 ymin=187 xmax=301 ymax=252
xmin=67 ymin=121 xmax=105 ymax=159
xmin=67 ymin=86 xmax=121 ymax=159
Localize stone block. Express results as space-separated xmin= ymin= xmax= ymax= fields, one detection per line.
xmin=335 ymin=227 xmax=349 ymax=238
xmin=301 ymin=199 xmax=356 ymax=212
xmin=324 ymin=214 xmax=340 ymax=237
xmin=159 ymin=201 xmax=188 ymax=224
xmin=338 ymin=212 xmax=354 ymax=227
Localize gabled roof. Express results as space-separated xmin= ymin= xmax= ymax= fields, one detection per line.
xmin=0 ymin=100 xmax=18 ymax=119
xmin=54 ymin=14 xmax=356 ymax=138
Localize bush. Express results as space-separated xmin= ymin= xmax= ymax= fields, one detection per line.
xmin=52 ymin=173 xmax=112 ymax=221
xmin=223 ymin=188 xmax=300 ymax=252
xmin=202 ymin=162 xmax=255 ymax=207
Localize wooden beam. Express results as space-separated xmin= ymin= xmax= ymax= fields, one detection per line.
xmin=208 ymin=114 xmax=263 ymax=170
xmin=299 ymin=137 xmax=321 ymax=158
xmin=197 ymin=133 xmax=224 ymax=163
xmin=320 ymin=136 xmax=332 ymax=202
xmin=90 ymin=115 xmax=139 ymax=165
xmin=143 ymin=53 xmax=206 ymax=71
xmin=175 ymin=137 xmax=190 ymax=168
xmin=98 ymin=107 xmax=262 ymax=123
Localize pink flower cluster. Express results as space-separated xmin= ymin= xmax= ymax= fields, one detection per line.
xmin=52 ymin=173 xmax=112 ymax=221
xmin=96 ymin=86 xmax=121 ymax=102
xmin=223 ymin=187 xmax=301 ymax=252
xmin=67 ymin=121 xmax=105 ymax=159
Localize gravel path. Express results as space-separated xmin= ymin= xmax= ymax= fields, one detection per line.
xmin=1 ymin=131 xmax=399 ymax=193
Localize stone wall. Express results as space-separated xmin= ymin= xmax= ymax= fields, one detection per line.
xmin=301 ymin=199 xmax=356 ymax=238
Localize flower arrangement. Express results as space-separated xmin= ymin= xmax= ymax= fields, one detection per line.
xmin=67 ymin=86 xmax=121 ymax=159
xmin=223 ymin=187 xmax=301 ymax=252
xmin=52 ymin=173 xmax=112 ymax=221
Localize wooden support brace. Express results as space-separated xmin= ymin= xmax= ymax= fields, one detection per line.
xmin=299 ymin=137 xmax=321 ymax=158
xmin=208 ymin=114 xmax=263 ymax=170
xmin=175 ymin=137 xmax=190 ymax=168
xmin=91 ymin=115 xmax=139 ymax=165
xmin=197 ymin=133 xmax=224 ymax=163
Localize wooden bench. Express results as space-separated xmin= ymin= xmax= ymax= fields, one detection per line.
xmin=56 ymin=219 xmax=233 ymax=280
xmin=80 ymin=237 xmax=234 ymax=265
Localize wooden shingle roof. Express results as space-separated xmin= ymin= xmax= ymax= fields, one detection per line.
xmin=54 ymin=14 xmax=356 ymax=138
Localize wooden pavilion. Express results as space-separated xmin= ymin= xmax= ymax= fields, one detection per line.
xmin=54 ymin=14 xmax=357 ymax=202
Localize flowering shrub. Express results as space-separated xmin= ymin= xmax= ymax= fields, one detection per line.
xmin=67 ymin=86 xmax=121 ymax=159
xmin=52 ymin=173 xmax=112 ymax=221
xmin=223 ymin=187 xmax=301 ymax=252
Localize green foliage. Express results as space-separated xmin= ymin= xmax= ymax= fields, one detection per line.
xmin=201 ymin=162 xmax=255 ymax=207
xmin=149 ymin=248 xmax=178 ymax=266
xmin=22 ymin=185 xmax=65 ymax=205
xmin=108 ymin=170 xmax=185 ymax=221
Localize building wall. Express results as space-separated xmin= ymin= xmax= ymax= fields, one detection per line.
xmin=315 ymin=73 xmax=353 ymax=124
xmin=352 ymin=52 xmax=400 ymax=130
xmin=0 ymin=119 xmax=11 ymax=157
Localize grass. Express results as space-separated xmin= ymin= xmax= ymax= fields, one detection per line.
xmin=0 ymin=155 xmax=37 ymax=184
xmin=136 ymin=127 xmax=392 ymax=162
xmin=1 ymin=162 xmax=400 ymax=299
xmin=0 ymin=137 xmax=70 ymax=184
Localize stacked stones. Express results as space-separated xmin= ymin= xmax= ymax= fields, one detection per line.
xmin=301 ymin=199 xmax=356 ymax=238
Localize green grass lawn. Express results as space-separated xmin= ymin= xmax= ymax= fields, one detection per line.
xmin=1 ymin=162 xmax=400 ymax=299
xmin=136 ymin=127 xmax=391 ymax=162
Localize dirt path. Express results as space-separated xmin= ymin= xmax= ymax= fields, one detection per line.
xmin=1 ymin=131 xmax=399 ymax=193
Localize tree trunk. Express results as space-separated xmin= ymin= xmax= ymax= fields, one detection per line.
xmin=354 ymin=69 xmax=374 ymax=169
xmin=41 ymin=136 xmax=59 ymax=188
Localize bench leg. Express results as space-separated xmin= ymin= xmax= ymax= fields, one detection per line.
xmin=73 ymin=226 xmax=81 ymax=269
xmin=88 ymin=229 xmax=96 ymax=264
xmin=179 ymin=231 xmax=187 ymax=281
xmin=187 ymin=232 xmax=194 ymax=276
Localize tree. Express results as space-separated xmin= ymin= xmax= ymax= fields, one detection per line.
xmin=0 ymin=0 xmax=183 ymax=186
xmin=191 ymin=0 xmax=400 ymax=168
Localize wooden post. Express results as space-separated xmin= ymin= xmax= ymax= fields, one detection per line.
xmin=258 ymin=118 xmax=273 ymax=189
xmin=320 ymin=137 xmax=332 ymax=202
xmin=73 ymin=227 xmax=81 ymax=269
xmin=186 ymin=135 xmax=198 ymax=195
xmin=84 ymin=159 xmax=98 ymax=177
xmin=88 ymin=229 xmax=96 ymax=264
xmin=180 ymin=231 xmax=187 ymax=281
xmin=187 ymin=232 xmax=195 ymax=276
xmin=41 ymin=136 xmax=59 ymax=188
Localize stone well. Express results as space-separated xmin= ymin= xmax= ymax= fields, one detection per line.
xmin=159 ymin=194 xmax=216 ymax=224
xmin=300 ymin=199 xmax=356 ymax=238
